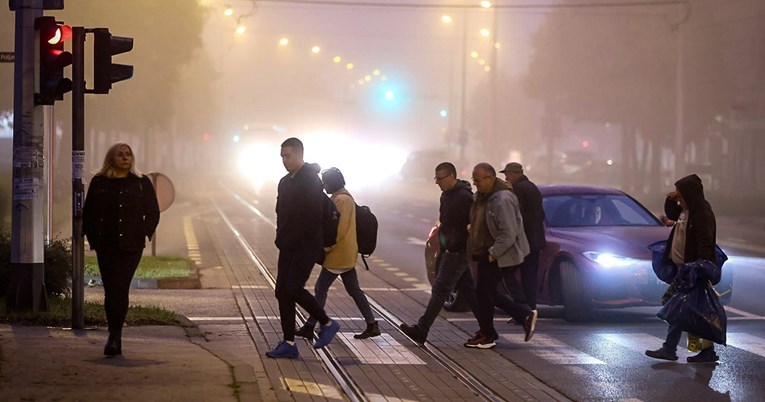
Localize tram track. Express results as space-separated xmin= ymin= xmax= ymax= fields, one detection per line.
xmin=218 ymin=187 xmax=505 ymax=402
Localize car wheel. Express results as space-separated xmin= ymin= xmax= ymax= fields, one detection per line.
xmin=443 ymin=290 xmax=470 ymax=312
xmin=559 ymin=260 xmax=591 ymax=322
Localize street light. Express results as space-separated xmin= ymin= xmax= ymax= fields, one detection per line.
xmin=279 ymin=37 xmax=289 ymax=46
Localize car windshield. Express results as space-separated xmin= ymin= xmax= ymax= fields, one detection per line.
xmin=543 ymin=194 xmax=660 ymax=227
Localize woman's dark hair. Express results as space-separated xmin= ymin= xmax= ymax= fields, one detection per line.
xmin=321 ymin=167 xmax=345 ymax=194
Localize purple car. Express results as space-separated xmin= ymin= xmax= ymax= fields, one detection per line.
xmin=425 ymin=185 xmax=733 ymax=322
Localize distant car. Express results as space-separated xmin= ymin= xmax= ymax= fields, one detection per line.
xmin=425 ymin=185 xmax=733 ymax=321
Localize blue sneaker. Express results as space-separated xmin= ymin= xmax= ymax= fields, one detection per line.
xmin=314 ymin=320 xmax=340 ymax=349
xmin=265 ymin=341 xmax=299 ymax=358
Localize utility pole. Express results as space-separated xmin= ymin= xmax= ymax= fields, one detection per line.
xmin=71 ymin=26 xmax=85 ymax=329
xmin=7 ymin=0 xmax=65 ymax=312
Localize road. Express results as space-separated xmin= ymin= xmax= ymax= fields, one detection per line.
xmin=192 ymin=177 xmax=765 ymax=401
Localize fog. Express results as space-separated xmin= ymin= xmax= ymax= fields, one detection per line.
xmin=1 ymin=0 xmax=764 ymax=235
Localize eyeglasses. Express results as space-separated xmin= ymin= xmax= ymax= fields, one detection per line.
xmin=433 ymin=174 xmax=451 ymax=183
xmin=472 ymin=175 xmax=491 ymax=184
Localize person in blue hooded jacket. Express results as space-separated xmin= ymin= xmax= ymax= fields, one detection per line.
xmin=645 ymin=173 xmax=720 ymax=363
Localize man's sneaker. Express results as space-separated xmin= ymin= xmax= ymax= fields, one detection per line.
xmin=400 ymin=323 xmax=427 ymax=345
xmin=314 ymin=320 xmax=340 ymax=349
xmin=523 ymin=310 xmax=538 ymax=342
xmin=295 ymin=323 xmax=315 ymax=340
xmin=266 ymin=341 xmax=299 ymax=358
xmin=645 ymin=347 xmax=678 ymax=361
xmin=687 ymin=348 xmax=719 ymax=363
xmin=355 ymin=322 xmax=381 ymax=339
xmin=464 ymin=331 xmax=497 ymax=349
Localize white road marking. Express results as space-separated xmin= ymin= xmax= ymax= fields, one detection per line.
xmin=500 ymin=333 xmax=606 ymax=365
xmin=407 ymin=237 xmax=427 ymax=246
xmin=338 ymin=333 xmax=426 ymax=365
xmin=599 ymin=333 xmax=666 ymax=353
xmin=727 ymin=333 xmax=765 ymax=359
xmin=725 ymin=306 xmax=765 ymax=320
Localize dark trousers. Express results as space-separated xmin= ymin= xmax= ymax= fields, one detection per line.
xmin=518 ymin=250 xmax=540 ymax=310
xmin=306 ymin=267 xmax=375 ymax=326
xmin=418 ymin=250 xmax=477 ymax=332
xmin=96 ymin=247 xmax=143 ymax=335
xmin=474 ymin=257 xmax=501 ymax=340
xmin=495 ymin=250 xmax=539 ymax=320
xmin=663 ymin=324 xmax=714 ymax=353
xmin=275 ymin=247 xmax=329 ymax=342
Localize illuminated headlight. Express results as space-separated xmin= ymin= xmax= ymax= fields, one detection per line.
xmin=583 ymin=251 xmax=639 ymax=268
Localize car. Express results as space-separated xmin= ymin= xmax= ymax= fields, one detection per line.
xmin=424 ymin=185 xmax=734 ymax=321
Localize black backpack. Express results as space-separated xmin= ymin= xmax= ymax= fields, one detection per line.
xmin=355 ymin=203 xmax=378 ymax=270
xmin=321 ymin=194 xmax=340 ymax=248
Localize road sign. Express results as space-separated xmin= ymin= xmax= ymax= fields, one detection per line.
xmin=1 ymin=52 xmax=14 ymax=63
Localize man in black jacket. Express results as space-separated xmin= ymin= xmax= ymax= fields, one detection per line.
xmin=400 ymin=162 xmax=477 ymax=345
xmin=645 ymin=173 xmax=720 ymax=363
xmin=267 ymin=137 xmax=339 ymax=359
xmin=498 ymin=162 xmax=546 ymax=340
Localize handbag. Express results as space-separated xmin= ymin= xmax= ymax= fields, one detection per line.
xmin=657 ymin=280 xmax=727 ymax=345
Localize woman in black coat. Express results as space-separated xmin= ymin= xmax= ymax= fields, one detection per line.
xmin=82 ymin=143 xmax=160 ymax=356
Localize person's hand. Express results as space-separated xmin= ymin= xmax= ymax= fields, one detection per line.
xmin=659 ymin=215 xmax=675 ymax=226
xmin=667 ymin=191 xmax=679 ymax=201
xmin=487 ymin=254 xmax=496 ymax=263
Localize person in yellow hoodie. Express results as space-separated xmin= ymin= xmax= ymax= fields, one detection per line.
xmin=296 ymin=167 xmax=380 ymax=340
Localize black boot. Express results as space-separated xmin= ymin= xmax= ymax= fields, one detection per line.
xmin=296 ymin=323 xmax=316 ymax=340
xmin=104 ymin=332 xmax=122 ymax=356
xmin=354 ymin=322 xmax=381 ymax=339
xmin=687 ymin=347 xmax=719 ymax=363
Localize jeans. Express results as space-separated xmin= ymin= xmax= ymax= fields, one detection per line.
xmin=275 ymin=246 xmax=329 ymax=341
xmin=417 ymin=250 xmax=477 ymax=332
xmin=95 ymin=247 xmax=144 ymax=335
xmin=473 ymin=256 xmax=501 ymax=340
xmin=306 ymin=267 xmax=375 ymax=326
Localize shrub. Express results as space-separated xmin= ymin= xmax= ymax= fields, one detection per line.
xmin=0 ymin=228 xmax=73 ymax=298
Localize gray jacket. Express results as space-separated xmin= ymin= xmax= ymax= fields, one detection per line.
xmin=487 ymin=188 xmax=530 ymax=267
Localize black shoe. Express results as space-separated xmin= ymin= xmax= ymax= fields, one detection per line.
xmin=354 ymin=322 xmax=381 ymax=339
xmin=295 ymin=323 xmax=315 ymax=340
xmin=400 ymin=323 xmax=427 ymax=345
xmin=104 ymin=333 xmax=122 ymax=356
xmin=645 ymin=348 xmax=678 ymax=361
xmin=687 ymin=348 xmax=719 ymax=363
xmin=523 ymin=310 xmax=537 ymax=342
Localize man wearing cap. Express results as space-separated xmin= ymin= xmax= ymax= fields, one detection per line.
xmin=497 ymin=162 xmax=546 ymax=340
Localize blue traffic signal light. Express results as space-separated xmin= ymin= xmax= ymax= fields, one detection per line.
xmin=35 ymin=16 xmax=72 ymax=105
xmin=93 ymin=28 xmax=134 ymax=94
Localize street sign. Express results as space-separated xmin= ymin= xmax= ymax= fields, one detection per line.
xmin=0 ymin=52 xmax=14 ymax=63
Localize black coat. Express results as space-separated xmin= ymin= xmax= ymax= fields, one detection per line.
xmin=439 ymin=179 xmax=473 ymax=253
xmin=512 ymin=175 xmax=546 ymax=251
xmin=275 ymin=162 xmax=324 ymax=252
xmin=662 ymin=174 xmax=718 ymax=282
xmin=82 ymin=173 xmax=160 ymax=252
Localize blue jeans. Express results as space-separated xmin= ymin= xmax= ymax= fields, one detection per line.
xmin=417 ymin=250 xmax=477 ymax=332
xmin=306 ymin=267 xmax=375 ymax=326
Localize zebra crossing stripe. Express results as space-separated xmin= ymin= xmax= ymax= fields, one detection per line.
xmin=598 ymin=333 xmax=666 ymax=352
xmin=500 ymin=333 xmax=606 ymax=365
xmin=727 ymin=333 xmax=765 ymax=359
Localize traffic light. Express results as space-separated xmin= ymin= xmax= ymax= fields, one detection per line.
xmin=93 ymin=28 xmax=134 ymax=94
xmin=36 ymin=16 xmax=72 ymax=105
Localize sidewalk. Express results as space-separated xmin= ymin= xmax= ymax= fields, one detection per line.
xmin=0 ymin=190 xmax=251 ymax=401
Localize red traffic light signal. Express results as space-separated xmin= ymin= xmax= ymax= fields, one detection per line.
xmin=35 ymin=16 xmax=72 ymax=105
xmin=93 ymin=28 xmax=134 ymax=94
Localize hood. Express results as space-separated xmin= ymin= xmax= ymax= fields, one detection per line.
xmin=303 ymin=162 xmax=321 ymax=175
xmin=492 ymin=178 xmax=512 ymax=194
xmin=675 ymin=174 xmax=705 ymax=210
xmin=447 ymin=179 xmax=473 ymax=194
xmin=550 ymin=226 xmax=671 ymax=259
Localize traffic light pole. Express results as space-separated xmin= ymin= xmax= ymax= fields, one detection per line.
xmin=71 ymin=26 xmax=85 ymax=329
xmin=8 ymin=1 xmax=47 ymax=312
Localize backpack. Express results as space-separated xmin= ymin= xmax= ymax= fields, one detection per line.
xmin=355 ymin=203 xmax=378 ymax=270
xmin=321 ymin=194 xmax=340 ymax=248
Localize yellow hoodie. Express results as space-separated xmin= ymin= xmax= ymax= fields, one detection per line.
xmin=322 ymin=188 xmax=358 ymax=271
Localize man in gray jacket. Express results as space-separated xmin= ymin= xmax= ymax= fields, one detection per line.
xmin=465 ymin=162 xmax=531 ymax=349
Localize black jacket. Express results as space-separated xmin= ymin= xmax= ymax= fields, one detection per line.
xmin=512 ymin=175 xmax=546 ymax=251
xmin=439 ymin=179 xmax=473 ymax=253
xmin=662 ymin=174 xmax=718 ymax=281
xmin=82 ymin=173 xmax=160 ymax=252
xmin=275 ymin=162 xmax=324 ymax=251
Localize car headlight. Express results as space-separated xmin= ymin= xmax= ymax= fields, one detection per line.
xmin=582 ymin=251 xmax=639 ymax=268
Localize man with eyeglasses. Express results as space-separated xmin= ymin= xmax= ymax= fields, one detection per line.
xmin=400 ymin=162 xmax=477 ymax=345
xmin=465 ymin=163 xmax=531 ymax=349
